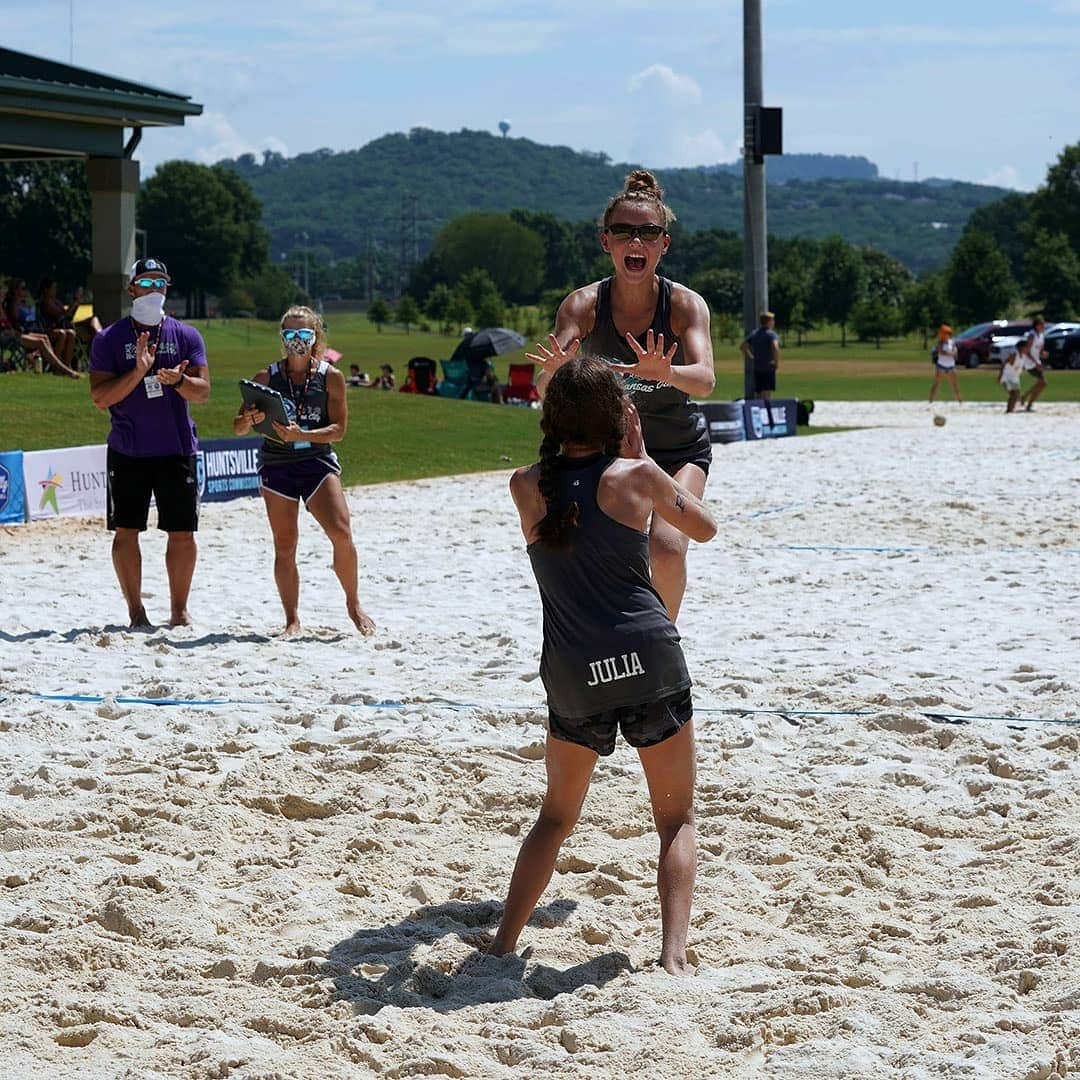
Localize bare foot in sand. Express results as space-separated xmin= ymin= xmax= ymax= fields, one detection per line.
xmin=660 ymin=954 xmax=696 ymax=978
xmin=349 ymin=604 xmax=376 ymax=636
xmin=129 ymin=607 xmax=153 ymax=629
xmin=169 ymin=610 xmax=192 ymax=628
xmin=282 ymin=620 xmax=302 ymax=638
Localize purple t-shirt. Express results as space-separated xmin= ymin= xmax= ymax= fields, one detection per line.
xmin=90 ymin=316 xmax=208 ymax=457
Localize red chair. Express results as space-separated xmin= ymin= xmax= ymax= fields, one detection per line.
xmin=400 ymin=357 xmax=439 ymax=395
xmin=502 ymin=362 xmax=539 ymax=405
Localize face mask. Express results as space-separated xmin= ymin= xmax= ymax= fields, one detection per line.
xmin=130 ymin=291 xmax=166 ymax=326
xmin=284 ymin=336 xmax=312 ymax=356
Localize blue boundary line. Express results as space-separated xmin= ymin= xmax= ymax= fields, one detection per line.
xmin=4 ymin=692 xmax=1076 ymax=726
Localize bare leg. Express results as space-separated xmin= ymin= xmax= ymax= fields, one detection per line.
xmin=1023 ymin=376 xmax=1046 ymax=410
xmin=929 ymin=370 xmax=943 ymax=402
xmin=111 ymin=527 xmax=151 ymax=627
xmin=490 ymin=735 xmax=598 ymax=956
xmin=946 ymin=370 xmax=963 ymax=402
xmin=1006 ymin=390 xmax=1019 ymax=413
xmin=23 ymin=333 xmax=80 ymax=378
xmin=262 ymin=489 xmax=302 ymax=634
xmin=638 ymin=719 xmax=697 ymax=976
xmin=648 ymin=463 xmax=707 ymax=623
xmin=165 ymin=531 xmax=197 ymax=626
xmin=306 ymin=475 xmax=375 ymax=635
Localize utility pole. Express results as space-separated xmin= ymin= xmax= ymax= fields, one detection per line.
xmin=300 ymin=231 xmax=310 ymax=296
xmin=742 ymin=0 xmax=767 ymax=401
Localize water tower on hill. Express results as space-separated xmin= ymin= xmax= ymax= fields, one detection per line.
xmin=498 ymin=120 xmax=510 ymax=138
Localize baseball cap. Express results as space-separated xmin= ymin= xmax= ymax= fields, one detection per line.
xmin=129 ymin=257 xmax=171 ymax=283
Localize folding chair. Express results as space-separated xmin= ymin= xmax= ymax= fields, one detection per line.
xmin=400 ymin=357 xmax=438 ymax=394
xmin=436 ymin=357 xmax=469 ymax=398
xmin=502 ymin=362 xmax=539 ymax=405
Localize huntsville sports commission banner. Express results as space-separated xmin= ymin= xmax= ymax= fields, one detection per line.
xmin=23 ymin=444 xmax=108 ymax=522
xmin=0 ymin=450 xmax=26 ymax=524
xmin=19 ymin=438 xmax=262 ymax=523
xmin=196 ymin=437 xmax=262 ymax=502
xmin=742 ymin=398 xmax=798 ymax=440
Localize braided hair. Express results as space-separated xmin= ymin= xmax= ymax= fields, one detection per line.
xmin=535 ymin=356 xmax=627 ymax=549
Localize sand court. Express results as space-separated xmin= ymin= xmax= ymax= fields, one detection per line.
xmin=0 ymin=402 xmax=1077 ymax=1077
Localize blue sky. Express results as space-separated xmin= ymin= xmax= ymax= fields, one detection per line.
xmin=10 ymin=0 xmax=1079 ymax=190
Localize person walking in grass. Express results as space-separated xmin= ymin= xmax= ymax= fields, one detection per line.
xmin=490 ymin=357 xmax=717 ymax=976
xmin=929 ymin=323 xmax=963 ymax=403
xmin=527 ymin=170 xmax=715 ymax=623
xmin=89 ymin=259 xmax=209 ymax=628
xmin=234 ymin=305 xmax=376 ymax=637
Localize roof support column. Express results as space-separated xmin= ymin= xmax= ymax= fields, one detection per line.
xmin=86 ymin=156 xmax=139 ymax=326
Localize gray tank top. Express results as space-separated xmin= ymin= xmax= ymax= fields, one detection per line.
xmin=583 ymin=276 xmax=710 ymax=463
xmin=527 ymin=453 xmax=690 ymax=718
xmin=260 ymin=359 xmax=334 ymax=466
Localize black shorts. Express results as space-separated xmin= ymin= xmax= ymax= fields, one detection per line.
xmin=752 ymin=367 xmax=776 ymax=393
xmin=547 ymin=688 xmax=692 ymax=757
xmin=651 ymin=447 xmax=711 ymax=479
xmin=106 ymin=448 xmax=199 ymax=533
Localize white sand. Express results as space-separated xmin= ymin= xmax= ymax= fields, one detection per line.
xmin=0 ymin=401 xmax=1077 ymax=1078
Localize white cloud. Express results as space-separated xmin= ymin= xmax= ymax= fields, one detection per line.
xmin=979 ymin=165 xmax=1027 ymax=191
xmin=628 ymin=64 xmax=703 ymax=105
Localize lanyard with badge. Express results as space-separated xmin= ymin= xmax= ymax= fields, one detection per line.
xmin=282 ymin=361 xmax=314 ymax=450
xmin=133 ymin=318 xmax=165 ymax=399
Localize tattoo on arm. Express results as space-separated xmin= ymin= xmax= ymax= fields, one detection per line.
xmin=675 ymin=492 xmax=686 ymax=513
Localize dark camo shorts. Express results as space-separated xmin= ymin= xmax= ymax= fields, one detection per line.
xmin=547 ymin=688 xmax=693 ymax=757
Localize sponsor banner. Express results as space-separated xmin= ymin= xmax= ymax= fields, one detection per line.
xmin=197 ymin=437 xmax=262 ymax=502
xmin=0 ymin=451 xmax=26 ymax=524
xmin=23 ymin=444 xmax=108 ymax=521
xmin=742 ymin=398 xmax=798 ymax=440
xmin=696 ymin=400 xmax=746 ymax=444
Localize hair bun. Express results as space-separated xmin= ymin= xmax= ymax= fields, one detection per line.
xmin=624 ymin=169 xmax=662 ymax=199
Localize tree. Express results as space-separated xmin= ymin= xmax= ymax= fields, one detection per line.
xmin=139 ymin=161 xmax=267 ymax=317
xmin=244 ymin=264 xmax=298 ymax=320
xmin=394 ymin=293 xmax=421 ymax=332
xmin=432 ymin=212 xmax=545 ymax=302
xmin=0 ymin=161 xmax=91 ymax=291
xmin=809 ymin=236 xmax=865 ymax=345
xmin=945 ymin=230 xmax=1015 ymax=326
xmin=510 ymin=208 xmax=589 ymax=291
xmin=446 ymin=292 xmax=473 ymax=334
xmin=212 ymin=163 xmax=270 ymax=277
xmin=475 ymin=290 xmax=506 ymax=328
xmin=851 ymin=297 xmax=903 ymax=348
xmin=1028 ymin=142 xmax=1080 ymax=255
xmin=424 ymin=282 xmax=453 ymax=332
xmin=860 ymin=247 xmax=913 ymax=308
xmin=367 ymin=295 xmax=390 ymax=332
xmin=690 ymin=268 xmax=742 ymax=316
xmin=1024 ymin=230 xmax=1080 ymax=319
xmin=768 ymin=266 xmax=812 ymax=342
xmin=903 ymin=272 xmax=950 ymax=349
xmin=964 ymin=192 xmax=1033 ymax=282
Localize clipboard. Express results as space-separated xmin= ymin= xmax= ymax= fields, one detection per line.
xmin=239 ymin=379 xmax=290 ymax=440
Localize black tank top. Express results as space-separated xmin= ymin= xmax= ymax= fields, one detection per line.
xmin=527 ymin=453 xmax=690 ymax=718
xmin=261 ymin=359 xmax=334 ymax=466
xmin=583 ymin=276 xmax=710 ymax=463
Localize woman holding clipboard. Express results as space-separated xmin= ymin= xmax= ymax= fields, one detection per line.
xmin=234 ymin=305 xmax=376 ymax=636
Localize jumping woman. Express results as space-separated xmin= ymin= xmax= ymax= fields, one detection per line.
xmin=490 ymin=357 xmax=717 ymax=975
xmin=234 ymin=305 xmax=376 ymax=637
xmin=527 ymin=170 xmax=715 ymax=622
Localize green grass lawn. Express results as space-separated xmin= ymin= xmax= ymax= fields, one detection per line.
xmin=2 ymin=315 xmax=1072 ymax=485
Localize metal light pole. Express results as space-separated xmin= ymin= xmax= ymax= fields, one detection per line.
xmin=742 ymin=0 xmax=768 ymax=400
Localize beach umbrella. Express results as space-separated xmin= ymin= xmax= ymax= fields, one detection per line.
xmin=451 ymin=327 xmax=527 ymax=363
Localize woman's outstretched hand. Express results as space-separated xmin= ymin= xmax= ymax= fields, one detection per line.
xmin=526 ymin=333 xmax=580 ymax=375
xmin=607 ymin=329 xmax=678 ymax=384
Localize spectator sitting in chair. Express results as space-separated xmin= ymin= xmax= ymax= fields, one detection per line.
xmin=371 ymin=363 xmax=395 ymax=390
xmin=7 ymin=278 xmax=78 ymax=372
xmin=348 ymin=363 xmax=371 ymax=387
xmin=0 ymin=278 xmax=81 ymax=377
xmin=39 ymin=277 xmax=103 ymax=351
xmin=461 ymin=356 xmax=504 ymax=404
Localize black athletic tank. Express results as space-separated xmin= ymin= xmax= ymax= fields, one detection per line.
xmin=527 ymin=453 xmax=691 ymax=718
xmin=584 ymin=276 xmax=710 ymax=464
xmin=261 ymin=359 xmax=334 ymax=465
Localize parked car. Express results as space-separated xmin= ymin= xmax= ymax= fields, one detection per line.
xmin=1044 ymin=324 xmax=1080 ymax=370
xmin=948 ymin=320 xmax=1032 ymax=367
xmin=990 ymin=322 xmax=1080 ymax=367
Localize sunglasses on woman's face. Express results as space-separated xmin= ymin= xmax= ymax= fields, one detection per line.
xmin=281 ymin=328 xmax=316 ymax=342
xmin=605 ymin=223 xmax=666 ymax=243
xmin=133 ymin=277 xmax=168 ymax=289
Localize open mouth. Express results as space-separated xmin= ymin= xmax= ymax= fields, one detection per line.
xmin=624 ymin=254 xmax=647 ymax=272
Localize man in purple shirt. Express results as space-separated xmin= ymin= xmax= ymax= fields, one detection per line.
xmin=89 ymin=258 xmax=211 ymax=627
